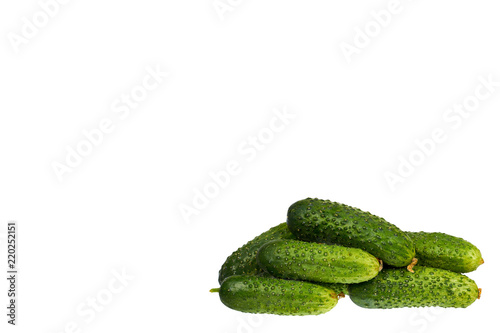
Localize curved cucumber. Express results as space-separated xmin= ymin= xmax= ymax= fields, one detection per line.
xmin=218 ymin=223 xmax=295 ymax=284
xmin=257 ymin=239 xmax=380 ymax=284
xmin=406 ymin=231 xmax=483 ymax=273
xmin=348 ymin=266 xmax=480 ymax=309
xmin=287 ymin=198 xmax=415 ymax=267
xmin=212 ymin=275 xmax=338 ymax=316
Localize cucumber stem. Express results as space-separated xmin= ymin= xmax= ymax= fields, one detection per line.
xmin=378 ymin=259 xmax=384 ymax=271
xmin=210 ymin=288 xmax=220 ymax=293
xmin=407 ymin=258 xmax=418 ymax=273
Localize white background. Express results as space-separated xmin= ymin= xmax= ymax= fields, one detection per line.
xmin=1 ymin=1 xmax=499 ymax=332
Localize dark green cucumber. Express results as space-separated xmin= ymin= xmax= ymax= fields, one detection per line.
xmin=211 ymin=275 xmax=339 ymax=316
xmin=287 ymin=198 xmax=415 ymax=267
xmin=218 ymin=223 xmax=296 ymax=284
xmin=406 ymin=231 xmax=483 ymax=273
xmin=349 ymin=266 xmax=480 ymax=309
xmin=257 ymin=239 xmax=380 ymax=284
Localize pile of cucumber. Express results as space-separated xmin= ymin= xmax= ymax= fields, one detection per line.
xmin=211 ymin=198 xmax=483 ymax=316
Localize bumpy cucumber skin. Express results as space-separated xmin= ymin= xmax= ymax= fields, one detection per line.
xmin=218 ymin=275 xmax=338 ymax=316
xmin=218 ymin=223 xmax=296 ymax=284
xmin=257 ymin=239 xmax=380 ymax=284
xmin=287 ymin=198 xmax=415 ymax=267
xmin=407 ymin=231 xmax=483 ymax=273
xmin=318 ymin=282 xmax=349 ymax=296
xmin=348 ymin=266 xmax=479 ymax=309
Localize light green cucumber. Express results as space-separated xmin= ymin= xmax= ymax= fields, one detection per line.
xmin=211 ymin=275 xmax=339 ymax=316
xmin=257 ymin=239 xmax=380 ymax=284
xmin=406 ymin=231 xmax=483 ymax=273
xmin=348 ymin=266 xmax=481 ymax=309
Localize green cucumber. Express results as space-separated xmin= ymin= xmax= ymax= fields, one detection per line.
xmin=211 ymin=275 xmax=339 ymax=316
xmin=319 ymin=282 xmax=349 ymax=296
xmin=257 ymin=239 xmax=380 ymax=284
xmin=218 ymin=223 xmax=296 ymax=284
xmin=348 ymin=266 xmax=480 ymax=309
xmin=406 ymin=231 xmax=483 ymax=273
xmin=287 ymin=198 xmax=415 ymax=267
